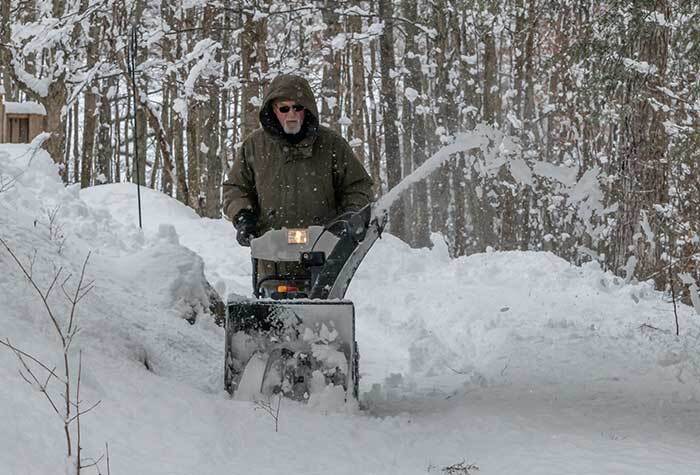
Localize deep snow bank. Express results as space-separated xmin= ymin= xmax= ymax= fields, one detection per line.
xmin=355 ymin=234 xmax=700 ymax=400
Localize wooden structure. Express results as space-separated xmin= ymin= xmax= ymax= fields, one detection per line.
xmin=0 ymin=92 xmax=47 ymax=144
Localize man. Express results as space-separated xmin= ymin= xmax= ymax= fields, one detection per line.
xmin=223 ymin=74 xmax=374 ymax=251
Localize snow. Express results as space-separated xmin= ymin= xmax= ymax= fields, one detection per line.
xmin=331 ymin=33 xmax=347 ymax=50
xmin=376 ymin=125 xmax=492 ymax=214
xmin=404 ymin=87 xmax=420 ymax=103
xmin=2 ymin=144 xmax=700 ymax=474
xmin=183 ymin=39 xmax=221 ymax=99
xmin=506 ymin=110 xmax=522 ymax=129
xmin=508 ymin=157 xmax=534 ymax=186
xmin=622 ymin=58 xmax=659 ymax=75
xmin=12 ymin=60 xmax=51 ymax=97
xmin=3 ymin=100 xmax=48 ymax=115
xmin=532 ymin=160 xmax=578 ymax=186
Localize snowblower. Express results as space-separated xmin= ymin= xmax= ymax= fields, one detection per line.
xmin=224 ymin=204 xmax=386 ymax=402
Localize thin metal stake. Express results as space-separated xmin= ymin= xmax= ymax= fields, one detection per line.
xmin=129 ymin=26 xmax=143 ymax=229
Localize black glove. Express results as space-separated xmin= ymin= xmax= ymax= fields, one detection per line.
xmin=233 ymin=210 xmax=257 ymax=247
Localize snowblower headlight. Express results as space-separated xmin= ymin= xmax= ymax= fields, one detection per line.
xmin=287 ymin=229 xmax=308 ymax=244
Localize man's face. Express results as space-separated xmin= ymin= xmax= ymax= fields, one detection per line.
xmin=273 ymin=99 xmax=305 ymax=134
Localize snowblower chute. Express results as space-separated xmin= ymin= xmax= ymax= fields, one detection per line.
xmin=224 ymin=204 xmax=386 ymax=401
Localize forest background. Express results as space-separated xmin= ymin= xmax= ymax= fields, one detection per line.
xmin=1 ymin=0 xmax=698 ymax=302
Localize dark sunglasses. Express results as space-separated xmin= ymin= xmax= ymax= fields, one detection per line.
xmin=276 ymin=104 xmax=305 ymax=113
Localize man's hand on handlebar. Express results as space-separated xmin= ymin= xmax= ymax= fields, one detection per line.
xmin=234 ymin=210 xmax=257 ymax=247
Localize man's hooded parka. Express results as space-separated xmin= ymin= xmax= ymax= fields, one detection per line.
xmin=222 ymin=74 xmax=374 ymax=236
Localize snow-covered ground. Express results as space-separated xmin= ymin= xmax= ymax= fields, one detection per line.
xmin=2 ymin=144 xmax=700 ymax=475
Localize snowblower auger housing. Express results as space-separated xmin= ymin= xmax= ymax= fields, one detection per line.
xmin=224 ymin=204 xmax=386 ymax=402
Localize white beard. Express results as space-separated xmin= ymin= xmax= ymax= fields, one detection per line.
xmin=282 ymin=121 xmax=302 ymax=134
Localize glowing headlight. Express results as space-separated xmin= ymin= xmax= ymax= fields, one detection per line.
xmin=287 ymin=229 xmax=308 ymax=244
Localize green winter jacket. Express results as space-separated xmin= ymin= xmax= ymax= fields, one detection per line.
xmin=222 ymin=74 xmax=374 ymax=235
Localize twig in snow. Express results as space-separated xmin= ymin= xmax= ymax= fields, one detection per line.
xmin=255 ymin=394 xmax=282 ymax=433
xmin=446 ymin=365 xmax=468 ymax=375
xmin=441 ymin=460 xmax=480 ymax=474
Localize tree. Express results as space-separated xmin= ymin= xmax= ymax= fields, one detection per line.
xmin=320 ymin=0 xmax=343 ymax=130
xmin=204 ymin=4 xmax=223 ymax=218
xmin=348 ymin=4 xmax=367 ymax=165
xmin=80 ymin=1 xmax=101 ymax=188
xmin=609 ymin=1 xmax=671 ymax=285
xmin=378 ymin=0 xmax=405 ymax=238
xmin=241 ymin=4 xmax=268 ymax=138
xmin=401 ymin=0 xmax=430 ymax=248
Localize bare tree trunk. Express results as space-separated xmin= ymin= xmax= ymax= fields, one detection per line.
xmin=497 ymin=0 xmax=517 ymax=253
xmin=0 ymin=0 xmax=14 ymax=99
xmin=402 ymin=0 xmax=429 ymax=248
xmin=125 ymin=84 xmax=131 ymax=183
xmin=516 ymin=0 xmax=537 ymax=250
xmin=321 ymin=0 xmax=342 ymax=130
xmin=150 ymin=141 xmax=160 ymax=189
xmin=240 ymin=13 xmax=257 ymax=137
xmin=45 ymin=81 xmax=68 ymax=183
xmin=511 ymin=0 xmax=526 ymax=123
xmin=342 ymin=49 xmax=352 ymax=136
xmin=134 ymin=99 xmax=147 ymax=186
xmin=378 ymin=0 xmax=405 ymax=238
xmin=163 ymin=0 xmax=184 ymax=200
xmin=230 ymin=61 xmax=240 ymax=155
xmin=95 ymin=6 xmax=115 ymax=185
xmin=610 ymin=1 xmax=670 ymax=285
xmin=204 ymin=4 xmax=222 ymax=218
xmin=452 ymin=153 xmax=468 ymax=256
xmin=173 ymin=108 xmax=188 ymax=203
xmin=482 ymin=3 xmax=501 ymax=125
xmin=96 ymin=79 xmax=113 ymax=184
xmin=241 ymin=9 xmax=267 ymax=138
xmin=64 ymin=102 xmax=72 ymax=178
xmin=348 ymin=5 xmax=366 ymax=165
xmin=220 ymin=12 xmax=233 ymax=179
xmin=132 ymin=0 xmax=147 ymax=186
xmin=187 ymin=100 xmax=201 ymax=212
xmin=80 ymin=6 xmax=100 ymax=188
xmin=184 ymin=6 xmax=201 ymax=212
xmin=451 ymin=1 xmax=473 ymax=255
xmin=20 ymin=0 xmax=37 ymax=77
xmin=158 ymin=80 xmax=171 ymax=193
xmin=522 ymin=0 xmax=537 ymax=133
xmin=156 ymin=8 xmax=173 ymax=197
xmin=114 ymin=86 xmax=121 ymax=183
xmin=73 ymin=102 xmax=80 ymax=183
xmin=366 ymin=33 xmax=382 ymax=196
xmin=428 ymin=0 xmax=451 ymax=238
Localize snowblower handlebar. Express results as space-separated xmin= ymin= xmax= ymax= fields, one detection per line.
xmin=248 ymin=204 xmax=386 ymax=300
